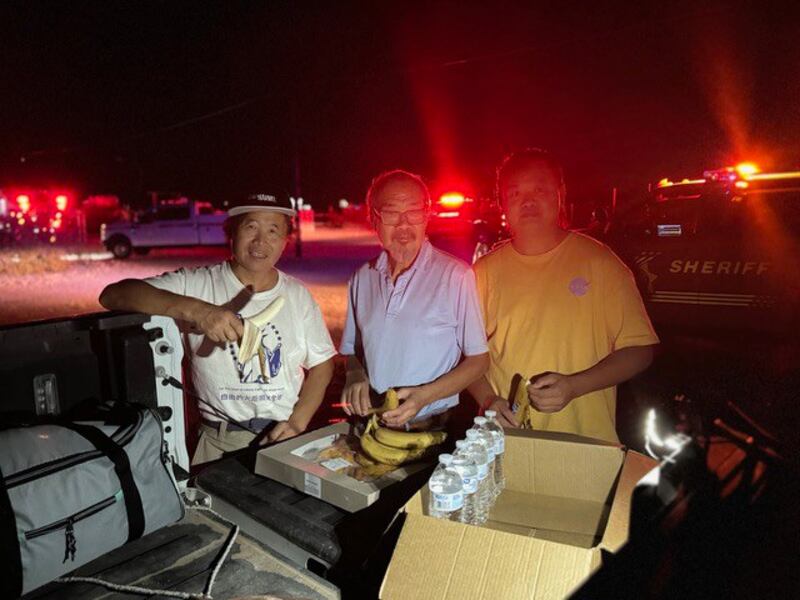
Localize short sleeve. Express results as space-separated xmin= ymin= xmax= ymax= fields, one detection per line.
xmin=472 ymin=258 xmax=491 ymax=337
xmin=143 ymin=268 xmax=188 ymax=296
xmin=456 ymin=268 xmax=488 ymax=356
xmin=299 ymin=288 xmax=337 ymax=369
xmin=339 ymin=276 xmax=358 ymax=356
xmin=604 ymin=255 xmax=660 ymax=350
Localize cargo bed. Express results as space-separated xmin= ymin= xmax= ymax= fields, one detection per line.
xmin=23 ymin=507 xmax=339 ymax=600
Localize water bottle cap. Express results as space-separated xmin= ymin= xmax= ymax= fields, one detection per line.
xmin=485 ymin=410 xmax=496 ymax=418
xmin=438 ymin=453 xmax=453 ymax=465
xmin=474 ymin=416 xmax=487 ymax=425
xmin=452 ymin=454 xmax=475 ymax=467
xmin=455 ymin=440 xmax=467 ymax=448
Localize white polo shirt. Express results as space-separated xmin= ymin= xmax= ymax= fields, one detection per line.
xmin=341 ymin=240 xmax=488 ymax=420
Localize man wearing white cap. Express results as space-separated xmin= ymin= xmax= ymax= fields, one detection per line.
xmin=100 ymin=194 xmax=336 ymax=465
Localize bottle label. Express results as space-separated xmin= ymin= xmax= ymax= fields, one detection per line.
xmin=476 ymin=463 xmax=489 ymax=479
xmin=462 ymin=476 xmax=478 ymax=494
xmin=432 ymin=491 xmax=464 ymax=513
xmin=452 ymin=466 xmax=479 ymax=494
xmin=494 ymin=434 xmax=505 ymax=455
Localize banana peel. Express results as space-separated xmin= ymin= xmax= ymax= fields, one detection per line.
xmin=367 ymin=387 xmax=400 ymax=416
xmin=353 ymin=451 xmax=397 ymax=478
xmin=510 ymin=372 xmax=533 ymax=428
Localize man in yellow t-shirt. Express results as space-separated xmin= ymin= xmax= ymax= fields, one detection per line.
xmin=469 ymin=149 xmax=658 ymax=443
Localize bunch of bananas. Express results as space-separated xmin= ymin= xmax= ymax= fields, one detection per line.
xmin=357 ymin=389 xmax=447 ymax=466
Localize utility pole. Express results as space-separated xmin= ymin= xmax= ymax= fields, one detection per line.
xmin=293 ymin=146 xmax=302 ymax=258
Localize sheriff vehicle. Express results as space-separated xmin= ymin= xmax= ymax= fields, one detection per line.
xmin=608 ymin=164 xmax=800 ymax=339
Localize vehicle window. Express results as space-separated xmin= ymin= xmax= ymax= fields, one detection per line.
xmin=651 ymin=198 xmax=701 ymax=236
xmin=156 ymin=205 xmax=191 ymax=220
xmin=705 ymin=195 xmax=748 ymax=239
xmin=774 ymin=192 xmax=800 ymax=235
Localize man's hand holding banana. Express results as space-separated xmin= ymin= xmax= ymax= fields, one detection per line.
xmin=381 ymin=385 xmax=430 ymax=429
xmin=192 ymin=302 xmax=243 ymax=343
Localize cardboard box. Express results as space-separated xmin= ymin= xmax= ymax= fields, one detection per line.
xmin=380 ymin=429 xmax=658 ymax=599
xmin=255 ymin=423 xmax=433 ymax=512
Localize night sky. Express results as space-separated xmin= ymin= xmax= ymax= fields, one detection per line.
xmin=1 ymin=1 xmax=798 ymax=208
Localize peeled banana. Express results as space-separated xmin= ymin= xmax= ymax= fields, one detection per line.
xmin=368 ymin=388 xmax=400 ymax=415
xmin=383 ymin=388 xmax=399 ymax=411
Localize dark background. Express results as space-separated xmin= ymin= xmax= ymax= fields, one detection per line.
xmin=1 ymin=0 xmax=798 ymax=207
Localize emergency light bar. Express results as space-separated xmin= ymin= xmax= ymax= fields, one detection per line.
xmin=655 ymin=165 xmax=800 ymax=197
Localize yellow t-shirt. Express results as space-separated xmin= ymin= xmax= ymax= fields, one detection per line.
xmin=473 ymin=232 xmax=658 ymax=443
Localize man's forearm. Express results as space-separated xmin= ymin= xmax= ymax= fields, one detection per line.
xmin=100 ymin=279 xmax=206 ymax=322
xmin=569 ymin=345 xmax=655 ymax=398
xmin=289 ymin=358 xmax=335 ymax=430
xmin=423 ymin=353 xmax=489 ymax=407
xmin=344 ymin=354 xmax=367 ymax=379
xmin=466 ymin=375 xmax=498 ymax=410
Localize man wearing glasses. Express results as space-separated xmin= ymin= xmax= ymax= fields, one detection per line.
xmin=341 ymin=170 xmax=489 ymax=428
xmin=99 ymin=194 xmax=336 ymax=464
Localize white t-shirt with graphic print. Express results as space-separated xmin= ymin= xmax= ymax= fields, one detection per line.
xmin=144 ymin=261 xmax=336 ymax=423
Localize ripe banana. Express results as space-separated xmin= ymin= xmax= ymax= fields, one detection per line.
xmin=374 ymin=426 xmax=447 ymax=450
xmin=359 ymin=415 xmax=444 ymax=465
xmin=359 ymin=416 xmax=429 ymax=466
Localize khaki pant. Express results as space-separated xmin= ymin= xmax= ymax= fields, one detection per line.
xmin=191 ymin=422 xmax=257 ymax=466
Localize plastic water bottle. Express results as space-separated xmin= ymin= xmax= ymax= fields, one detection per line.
xmin=456 ymin=438 xmax=490 ymax=524
xmin=450 ymin=454 xmax=479 ymax=524
xmin=468 ymin=426 xmax=497 ymax=500
xmin=428 ymin=454 xmax=464 ymax=521
xmin=482 ymin=411 xmax=507 ymax=496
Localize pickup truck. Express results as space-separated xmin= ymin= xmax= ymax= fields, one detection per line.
xmin=2 ymin=311 xmax=792 ymax=599
xmin=100 ymin=197 xmax=226 ymax=258
xmin=0 ymin=311 xmax=423 ymax=599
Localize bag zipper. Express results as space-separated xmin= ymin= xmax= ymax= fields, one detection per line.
xmin=24 ymin=492 xmax=120 ymax=562
xmin=4 ymin=412 xmax=143 ymax=490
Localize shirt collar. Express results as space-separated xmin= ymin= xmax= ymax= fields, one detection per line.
xmin=375 ymin=238 xmax=432 ymax=277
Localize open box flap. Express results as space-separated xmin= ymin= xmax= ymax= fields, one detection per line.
xmin=383 ymin=432 xmax=658 ymax=599
xmin=503 ymin=429 xmax=625 ymax=501
xmin=599 ymin=449 xmax=659 ymax=552
xmin=381 ymin=513 xmax=595 ymax=600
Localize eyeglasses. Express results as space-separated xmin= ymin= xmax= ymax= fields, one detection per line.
xmin=372 ymin=207 xmax=429 ymax=226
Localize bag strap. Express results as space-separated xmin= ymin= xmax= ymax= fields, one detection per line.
xmin=0 ymin=465 xmax=23 ymax=599
xmin=62 ymin=423 xmax=146 ymax=543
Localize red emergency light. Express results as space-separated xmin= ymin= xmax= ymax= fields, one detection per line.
xmin=16 ymin=194 xmax=31 ymax=213
xmin=438 ymin=192 xmax=466 ymax=209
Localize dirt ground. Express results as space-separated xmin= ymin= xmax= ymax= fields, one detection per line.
xmin=0 ymin=225 xmax=380 ymax=344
